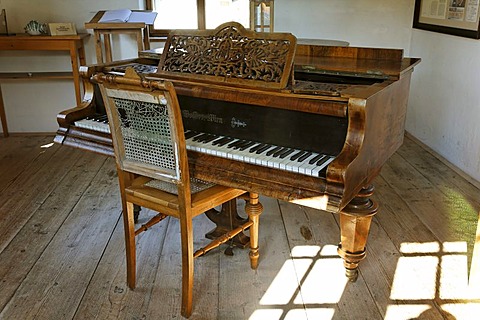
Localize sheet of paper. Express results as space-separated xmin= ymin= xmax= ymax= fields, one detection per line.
xmin=99 ymin=9 xmax=132 ymax=23
xmin=127 ymin=11 xmax=158 ymax=24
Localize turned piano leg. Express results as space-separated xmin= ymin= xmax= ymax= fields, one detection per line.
xmin=245 ymin=192 xmax=263 ymax=269
xmin=337 ymin=185 xmax=378 ymax=282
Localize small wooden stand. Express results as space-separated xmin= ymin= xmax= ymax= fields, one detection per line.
xmin=85 ymin=11 xmax=152 ymax=64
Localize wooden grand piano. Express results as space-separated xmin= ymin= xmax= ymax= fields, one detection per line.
xmin=55 ymin=22 xmax=420 ymax=280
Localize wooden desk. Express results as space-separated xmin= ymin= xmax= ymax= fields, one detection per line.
xmin=0 ymin=33 xmax=88 ymax=137
xmin=86 ymin=11 xmax=151 ymax=64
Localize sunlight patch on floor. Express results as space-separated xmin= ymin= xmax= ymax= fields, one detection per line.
xmin=384 ymin=305 xmax=432 ymax=320
xmin=390 ymin=255 xmax=439 ymax=300
xmin=249 ymin=212 xmax=480 ymax=320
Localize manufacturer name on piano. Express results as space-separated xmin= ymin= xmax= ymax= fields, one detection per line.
xmin=182 ymin=110 xmax=223 ymax=124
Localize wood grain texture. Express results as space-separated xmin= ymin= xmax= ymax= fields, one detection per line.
xmin=2 ymin=131 xmax=478 ymax=319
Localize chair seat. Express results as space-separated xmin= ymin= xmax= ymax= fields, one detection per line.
xmin=125 ymin=176 xmax=246 ymax=218
xmin=146 ymin=177 xmax=215 ymax=194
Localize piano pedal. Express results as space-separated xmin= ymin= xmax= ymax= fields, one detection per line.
xmin=224 ymin=242 xmax=235 ymax=256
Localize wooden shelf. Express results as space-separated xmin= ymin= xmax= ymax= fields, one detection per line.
xmin=0 ymin=72 xmax=73 ymax=80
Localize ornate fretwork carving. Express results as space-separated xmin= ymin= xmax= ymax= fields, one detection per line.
xmin=157 ymin=22 xmax=297 ymax=89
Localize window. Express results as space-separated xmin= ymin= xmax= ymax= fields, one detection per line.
xmin=147 ymin=0 xmax=250 ymax=37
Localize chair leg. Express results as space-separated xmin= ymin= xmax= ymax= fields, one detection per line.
xmin=245 ymin=193 xmax=263 ymax=269
xmin=124 ymin=202 xmax=137 ymax=289
xmin=180 ymin=214 xmax=194 ymax=318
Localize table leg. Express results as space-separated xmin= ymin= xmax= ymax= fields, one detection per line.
xmin=0 ymin=84 xmax=8 ymax=137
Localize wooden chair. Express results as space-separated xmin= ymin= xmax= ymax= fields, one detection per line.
xmin=97 ymin=69 xmax=262 ymax=318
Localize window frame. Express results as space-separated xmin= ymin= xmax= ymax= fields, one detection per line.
xmin=146 ymin=0 xmax=207 ymax=38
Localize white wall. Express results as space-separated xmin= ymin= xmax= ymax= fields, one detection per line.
xmin=275 ymin=0 xmax=415 ymax=54
xmin=408 ymin=30 xmax=480 ymax=182
xmin=1 ymin=0 xmax=479 ymax=183
xmin=0 ymin=0 xmax=143 ymax=133
xmin=275 ymin=0 xmax=480 ymax=183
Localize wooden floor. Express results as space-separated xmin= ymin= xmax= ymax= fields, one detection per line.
xmin=0 ymin=135 xmax=479 ymax=320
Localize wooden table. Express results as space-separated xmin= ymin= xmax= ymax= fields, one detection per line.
xmin=0 ymin=33 xmax=88 ymax=137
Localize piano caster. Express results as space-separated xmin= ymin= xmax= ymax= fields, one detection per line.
xmin=337 ymin=185 xmax=378 ymax=282
xmin=205 ymin=198 xmax=250 ymax=251
xmin=345 ymin=268 xmax=359 ymax=282
xmin=337 ymin=244 xmax=366 ymax=282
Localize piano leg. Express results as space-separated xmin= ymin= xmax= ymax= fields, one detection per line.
xmin=245 ymin=192 xmax=263 ymax=269
xmin=337 ymin=185 xmax=378 ymax=282
xmin=205 ymin=198 xmax=250 ymax=249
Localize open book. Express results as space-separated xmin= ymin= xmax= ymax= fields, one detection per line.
xmin=98 ymin=9 xmax=157 ymax=24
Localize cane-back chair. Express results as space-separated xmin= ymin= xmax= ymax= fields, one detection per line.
xmin=97 ymin=68 xmax=261 ymax=318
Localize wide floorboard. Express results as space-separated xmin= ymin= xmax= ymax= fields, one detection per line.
xmin=0 ymin=134 xmax=479 ymax=320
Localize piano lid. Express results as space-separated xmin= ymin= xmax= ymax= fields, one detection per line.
xmin=295 ymin=44 xmax=420 ymax=80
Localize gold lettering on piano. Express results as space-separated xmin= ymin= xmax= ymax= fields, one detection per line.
xmin=182 ymin=110 xmax=224 ymax=124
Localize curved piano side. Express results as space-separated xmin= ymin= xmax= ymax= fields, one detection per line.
xmin=54 ymin=65 xmax=114 ymax=156
xmin=325 ymin=68 xmax=417 ymax=280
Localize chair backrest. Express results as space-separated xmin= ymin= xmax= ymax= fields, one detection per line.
xmin=100 ymin=75 xmax=187 ymax=184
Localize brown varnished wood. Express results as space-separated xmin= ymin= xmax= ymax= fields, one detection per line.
xmin=295 ymin=44 xmax=420 ymax=80
xmin=157 ymin=22 xmax=297 ymax=90
xmin=54 ymin=23 xmax=420 ymax=282
xmin=97 ymin=71 xmax=261 ymax=318
xmin=3 ymin=135 xmax=477 ymax=319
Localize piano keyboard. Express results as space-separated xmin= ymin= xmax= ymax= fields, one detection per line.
xmin=185 ymin=131 xmax=335 ymax=177
xmin=74 ymin=117 xmax=334 ymax=177
xmin=75 ymin=115 xmax=110 ymax=133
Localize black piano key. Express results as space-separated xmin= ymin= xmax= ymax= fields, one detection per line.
xmin=192 ymin=133 xmax=209 ymax=142
xmin=278 ymin=148 xmax=295 ymax=159
xmin=266 ymin=146 xmax=282 ymax=156
xmin=198 ymin=134 xmax=216 ymax=143
xmin=249 ymin=143 xmax=266 ymax=153
xmin=95 ymin=115 xmax=108 ymax=122
xmin=272 ymin=147 xmax=287 ymax=157
xmin=290 ymin=151 xmax=306 ymax=161
xmin=298 ymin=152 xmax=313 ymax=162
xmin=185 ymin=130 xmax=199 ymax=139
xmin=228 ymin=139 xmax=246 ymax=149
xmin=238 ymin=141 xmax=256 ymax=151
xmin=316 ymin=156 xmax=331 ymax=167
xmin=255 ymin=144 xmax=272 ymax=154
xmin=202 ymin=134 xmax=219 ymax=143
xmin=234 ymin=140 xmax=253 ymax=150
xmin=308 ymin=154 xmax=325 ymax=165
xmin=213 ymin=136 xmax=234 ymax=146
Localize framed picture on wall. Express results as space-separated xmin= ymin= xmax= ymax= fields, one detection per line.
xmin=413 ymin=0 xmax=480 ymax=39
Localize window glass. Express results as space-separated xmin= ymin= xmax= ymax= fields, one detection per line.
xmin=205 ymin=0 xmax=249 ymax=29
xmin=152 ymin=0 xmax=198 ymax=30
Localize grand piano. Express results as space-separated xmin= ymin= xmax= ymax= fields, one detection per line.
xmin=55 ymin=22 xmax=420 ymax=280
